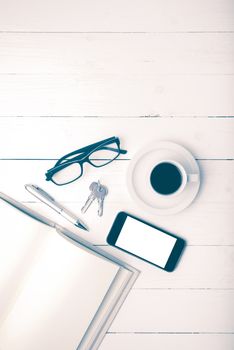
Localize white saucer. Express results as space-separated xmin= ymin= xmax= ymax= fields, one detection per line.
xmin=127 ymin=141 xmax=200 ymax=215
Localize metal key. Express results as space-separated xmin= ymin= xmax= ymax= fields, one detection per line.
xmin=81 ymin=182 xmax=99 ymax=213
xmin=96 ymin=184 xmax=108 ymax=217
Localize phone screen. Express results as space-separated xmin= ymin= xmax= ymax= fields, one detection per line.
xmin=115 ymin=216 xmax=177 ymax=268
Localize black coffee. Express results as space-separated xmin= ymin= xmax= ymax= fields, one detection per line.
xmin=150 ymin=162 xmax=182 ymax=195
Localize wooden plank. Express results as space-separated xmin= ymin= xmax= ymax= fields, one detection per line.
xmin=0 ymin=0 xmax=233 ymax=32
xmin=109 ymin=290 xmax=234 ymax=332
xmin=0 ymin=200 xmax=233 ymax=246
xmin=0 ymin=75 xmax=233 ymax=117
xmin=101 ymin=334 xmax=234 ymax=350
xmin=105 ymin=246 xmax=234 ymax=289
xmin=0 ymin=118 xmax=233 ymax=158
xmin=0 ymin=199 xmax=233 ymax=290
xmin=1 ymin=160 xmax=232 ymax=204
xmin=0 ymin=1 xmax=232 ymax=347
xmin=0 ymin=33 xmax=233 ymax=75
xmin=1 ymin=160 xmax=233 ymax=203
xmin=0 ymin=159 xmax=233 ymax=245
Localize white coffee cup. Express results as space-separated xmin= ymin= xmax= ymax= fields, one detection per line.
xmin=150 ymin=160 xmax=199 ymax=196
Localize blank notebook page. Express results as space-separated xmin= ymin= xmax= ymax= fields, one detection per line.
xmin=0 ymin=202 xmax=119 ymax=350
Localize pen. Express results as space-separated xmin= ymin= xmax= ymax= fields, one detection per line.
xmin=25 ymin=184 xmax=88 ymax=231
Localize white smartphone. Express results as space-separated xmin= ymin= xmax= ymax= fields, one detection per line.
xmin=107 ymin=212 xmax=185 ymax=272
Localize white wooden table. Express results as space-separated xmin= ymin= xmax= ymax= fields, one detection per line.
xmin=0 ymin=1 xmax=233 ymax=349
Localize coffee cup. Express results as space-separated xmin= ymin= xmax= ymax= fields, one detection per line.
xmin=150 ymin=160 xmax=198 ymax=196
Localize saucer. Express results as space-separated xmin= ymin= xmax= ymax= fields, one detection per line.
xmin=127 ymin=141 xmax=200 ymax=215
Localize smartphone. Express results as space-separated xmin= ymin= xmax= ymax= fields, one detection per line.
xmin=107 ymin=212 xmax=185 ymax=272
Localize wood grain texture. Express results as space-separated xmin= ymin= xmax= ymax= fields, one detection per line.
xmin=0 ymin=33 xmax=233 ymax=75
xmin=101 ymin=334 xmax=234 ymax=350
xmin=0 ymin=196 xmax=233 ymax=247
xmin=105 ymin=245 xmax=234 ymax=289
xmin=0 ymin=199 xmax=233 ymax=289
xmin=0 ymin=0 xmax=233 ymax=348
xmin=0 ymin=118 xmax=233 ymax=158
xmin=0 ymin=159 xmax=233 ymax=245
xmin=109 ymin=289 xmax=234 ymax=332
xmin=0 ymin=32 xmax=233 ymax=117
xmin=0 ymin=0 xmax=233 ymax=32
xmin=0 ymin=74 xmax=233 ymax=117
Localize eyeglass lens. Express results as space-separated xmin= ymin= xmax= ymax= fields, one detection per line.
xmin=89 ymin=140 xmax=120 ymax=167
xmin=52 ymin=163 xmax=82 ymax=185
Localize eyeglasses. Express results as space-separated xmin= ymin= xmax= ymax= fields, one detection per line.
xmin=45 ymin=136 xmax=127 ymax=185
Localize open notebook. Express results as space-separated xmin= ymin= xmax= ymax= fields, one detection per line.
xmin=0 ymin=193 xmax=139 ymax=350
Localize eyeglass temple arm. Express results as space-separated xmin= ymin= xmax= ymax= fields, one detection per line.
xmin=55 ymin=137 xmax=127 ymax=164
xmin=102 ymin=146 xmax=127 ymax=154
xmin=54 ymin=137 xmax=116 ymax=164
xmin=58 ymin=145 xmax=127 ymax=165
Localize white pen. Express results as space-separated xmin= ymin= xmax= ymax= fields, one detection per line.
xmin=25 ymin=184 xmax=88 ymax=231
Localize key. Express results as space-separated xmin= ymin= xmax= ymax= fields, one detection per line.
xmin=81 ymin=182 xmax=99 ymax=213
xmin=96 ymin=184 xmax=108 ymax=217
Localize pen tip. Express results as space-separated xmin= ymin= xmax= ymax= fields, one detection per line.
xmin=76 ymin=221 xmax=89 ymax=231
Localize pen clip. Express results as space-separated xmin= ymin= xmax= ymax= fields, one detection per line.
xmin=26 ymin=184 xmax=55 ymax=202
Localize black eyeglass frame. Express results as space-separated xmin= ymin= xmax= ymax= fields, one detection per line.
xmin=45 ymin=136 xmax=127 ymax=185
